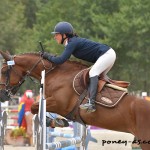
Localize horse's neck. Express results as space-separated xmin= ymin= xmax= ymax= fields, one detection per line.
xmin=16 ymin=55 xmax=44 ymax=80
xmin=17 ymin=55 xmax=88 ymax=81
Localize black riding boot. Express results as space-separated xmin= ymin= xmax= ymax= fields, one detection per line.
xmin=80 ymin=75 xmax=98 ymax=112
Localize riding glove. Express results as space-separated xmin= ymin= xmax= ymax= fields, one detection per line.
xmin=42 ymin=52 xmax=52 ymax=60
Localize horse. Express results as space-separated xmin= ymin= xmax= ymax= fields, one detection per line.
xmin=0 ymin=50 xmax=150 ymax=150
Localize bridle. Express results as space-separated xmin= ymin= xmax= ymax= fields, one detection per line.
xmin=0 ymin=55 xmax=56 ymax=102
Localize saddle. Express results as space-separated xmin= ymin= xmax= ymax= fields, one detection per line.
xmin=73 ymin=68 xmax=130 ymax=107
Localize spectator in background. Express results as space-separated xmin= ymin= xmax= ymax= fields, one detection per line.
xmin=18 ymin=90 xmax=35 ymax=145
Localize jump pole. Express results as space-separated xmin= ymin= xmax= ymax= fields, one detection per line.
xmin=0 ymin=110 xmax=7 ymax=150
xmin=34 ymin=70 xmax=46 ymax=150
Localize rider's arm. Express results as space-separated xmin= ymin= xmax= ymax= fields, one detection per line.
xmin=43 ymin=41 xmax=77 ymax=64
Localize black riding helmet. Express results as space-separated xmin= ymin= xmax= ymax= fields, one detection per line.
xmin=51 ymin=22 xmax=74 ymax=44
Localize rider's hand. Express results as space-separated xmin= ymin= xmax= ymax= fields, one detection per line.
xmin=42 ymin=52 xmax=50 ymax=60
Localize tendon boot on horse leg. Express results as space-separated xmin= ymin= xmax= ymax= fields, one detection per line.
xmin=80 ymin=75 xmax=98 ymax=112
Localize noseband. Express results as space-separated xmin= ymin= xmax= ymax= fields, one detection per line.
xmin=0 ymin=63 xmax=23 ymax=101
xmin=0 ymin=56 xmax=55 ymax=102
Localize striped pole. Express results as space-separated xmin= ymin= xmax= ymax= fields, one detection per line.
xmin=46 ymin=137 xmax=82 ymax=149
xmin=48 ymin=132 xmax=74 ymax=138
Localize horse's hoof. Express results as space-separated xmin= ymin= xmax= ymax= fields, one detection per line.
xmin=46 ymin=117 xmax=69 ymax=128
xmin=46 ymin=117 xmax=54 ymax=127
xmin=55 ymin=118 xmax=69 ymax=127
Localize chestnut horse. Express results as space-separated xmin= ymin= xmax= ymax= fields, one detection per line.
xmin=0 ymin=50 xmax=150 ymax=150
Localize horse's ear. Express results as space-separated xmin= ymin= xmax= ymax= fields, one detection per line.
xmin=6 ymin=50 xmax=11 ymax=55
xmin=0 ymin=50 xmax=11 ymax=61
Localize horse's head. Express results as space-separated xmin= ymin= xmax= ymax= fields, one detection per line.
xmin=0 ymin=50 xmax=25 ymax=102
xmin=0 ymin=50 xmax=54 ymax=102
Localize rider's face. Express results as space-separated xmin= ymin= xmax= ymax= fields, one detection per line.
xmin=54 ymin=33 xmax=66 ymax=44
xmin=54 ymin=33 xmax=61 ymax=44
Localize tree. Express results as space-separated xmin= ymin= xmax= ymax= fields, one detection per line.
xmin=0 ymin=0 xmax=25 ymax=54
xmin=21 ymin=0 xmax=37 ymax=28
xmin=103 ymin=0 xmax=150 ymax=91
xmin=0 ymin=0 xmax=149 ymax=92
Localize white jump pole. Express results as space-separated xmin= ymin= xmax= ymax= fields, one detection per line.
xmin=0 ymin=111 xmax=7 ymax=150
xmin=38 ymin=70 xmax=46 ymax=150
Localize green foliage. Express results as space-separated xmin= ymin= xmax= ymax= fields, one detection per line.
xmin=0 ymin=0 xmax=149 ymax=93
xmin=21 ymin=0 xmax=37 ymax=28
xmin=0 ymin=0 xmax=25 ymax=54
xmin=104 ymin=0 xmax=150 ymax=91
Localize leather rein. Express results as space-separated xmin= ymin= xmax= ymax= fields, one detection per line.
xmin=0 ymin=55 xmax=55 ymax=101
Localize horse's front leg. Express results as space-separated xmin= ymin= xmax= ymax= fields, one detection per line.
xmin=31 ymin=102 xmax=39 ymax=114
xmin=31 ymin=96 xmax=56 ymax=114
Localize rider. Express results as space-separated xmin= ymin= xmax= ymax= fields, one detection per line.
xmin=42 ymin=21 xmax=116 ymax=113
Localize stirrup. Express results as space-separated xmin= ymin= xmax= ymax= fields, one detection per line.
xmin=87 ymin=105 xmax=96 ymax=113
xmin=80 ymin=98 xmax=92 ymax=110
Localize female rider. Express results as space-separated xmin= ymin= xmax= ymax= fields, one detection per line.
xmin=42 ymin=21 xmax=116 ymax=113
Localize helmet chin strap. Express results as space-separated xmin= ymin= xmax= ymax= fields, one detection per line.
xmin=61 ymin=34 xmax=67 ymax=44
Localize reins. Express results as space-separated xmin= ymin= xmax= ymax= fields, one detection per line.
xmin=0 ymin=55 xmax=56 ymax=100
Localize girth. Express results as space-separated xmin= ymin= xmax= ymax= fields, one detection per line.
xmin=65 ymin=90 xmax=87 ymax=126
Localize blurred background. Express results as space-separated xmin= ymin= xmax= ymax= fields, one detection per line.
xmin=0 ymin=0 xmax=149 ymax=95
xmin=0 ymin=1 xmax=149 ymax=149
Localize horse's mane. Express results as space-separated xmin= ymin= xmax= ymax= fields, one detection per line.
xmin=66 ymin=60 xmax=89 ymax=68
xmin=17 ymin=52 xmax=40 ymax=57
xmin=17 ymin=52 xmax=89 ymax=69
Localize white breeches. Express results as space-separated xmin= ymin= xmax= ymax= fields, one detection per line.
xmin=89 ymin=48 xmax=116 ymax=77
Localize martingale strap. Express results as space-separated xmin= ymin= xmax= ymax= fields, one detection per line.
xmin=65 ymin=89 xmax=87 ymax=126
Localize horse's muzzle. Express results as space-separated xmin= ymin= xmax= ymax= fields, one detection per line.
xmin=0 ymin=90 xmax=11 ymax=102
